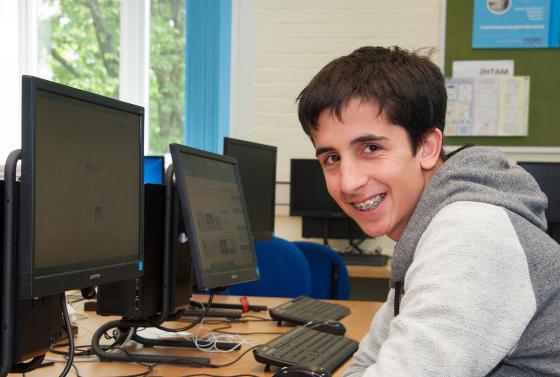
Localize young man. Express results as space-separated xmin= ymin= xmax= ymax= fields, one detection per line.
xmin=297 ymin=46 xmax=560 ymax=376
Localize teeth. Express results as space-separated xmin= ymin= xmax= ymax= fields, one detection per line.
xmin=354 ymin=194 xmax=385 ymax=211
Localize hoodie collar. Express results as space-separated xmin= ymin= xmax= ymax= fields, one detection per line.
xmin=390 ymin=146 xmax=547 ymax=287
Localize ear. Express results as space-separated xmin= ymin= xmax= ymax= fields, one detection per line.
xmin=418 ymin=128 xmax=443 ymax=170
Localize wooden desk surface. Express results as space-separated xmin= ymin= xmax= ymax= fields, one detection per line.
xmin=346 ymin=263 xmax=391 ymax=279
xmin=11 ymin=295 xmax=382 ymax=377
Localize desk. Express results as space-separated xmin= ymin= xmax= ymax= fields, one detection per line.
xmin=10 ymin=295 xmax=382 ymax=377
xmin=346 ymin=264 xmax=391 ymax=302
xmin=346 ymin=264 xmax=391 ymax=279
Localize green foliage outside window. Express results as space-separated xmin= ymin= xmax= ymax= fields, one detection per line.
xmin=38 ymin=0 xmax=185 ymax=154
xmin=149 ymin=0 xmax=185 ymax=154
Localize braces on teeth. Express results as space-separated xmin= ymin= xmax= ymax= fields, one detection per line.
xmin=355 ymin=194 xmax=385 ymax=211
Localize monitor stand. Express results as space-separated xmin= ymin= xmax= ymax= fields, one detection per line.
xmin=320 ymin=218 xmax=367 ymax=254
xmin=142 ymin=308 xmax=240 ymax=351
xmin=92 ymin=166 xmax=238 ymax=365
xmin=186 ymin=298 xmax=268 ymax=318
xmin=0 ymin=151 xmax=19 ymax=377
xmin=91 ymin=318 xmax=211 ymax=366
xmin=182 ymin=306 xmax=243 ymax=319
xmin=132 ymin=332 xmax=239 ymax=351
xmin=1 ymin=150 xmax=62 ymax=377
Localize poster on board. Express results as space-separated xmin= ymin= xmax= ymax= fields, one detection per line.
xmin=445 ymin=76 xmax=530 ymax=136
xmin=472 ymin=0 xmax=560 ymax=48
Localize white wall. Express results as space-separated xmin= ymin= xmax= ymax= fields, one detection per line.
xmin=247 ymin=1 xmax=560 ymax=254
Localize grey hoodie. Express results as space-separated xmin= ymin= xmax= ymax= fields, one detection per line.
xmin=343 ymin=146 xmax=560 ymax=376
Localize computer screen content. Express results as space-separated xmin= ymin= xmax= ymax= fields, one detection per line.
xmin=223 ymin=137 xmax=277 ymax=241
xmin=144 ymin=156 xmax=165 ymax=184
xmin=170 ymin=144 xmax=259 ymax=290
xmin=19 ymin=75 xmax=144 ymax=298
xmin=517 ymin=161 xmax=560 ymax=241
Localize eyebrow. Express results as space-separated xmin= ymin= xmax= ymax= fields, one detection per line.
xmin=315 ymin=134 xmax=388 ymax=157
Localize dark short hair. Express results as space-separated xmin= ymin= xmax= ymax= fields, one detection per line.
xmin=297 ymin=46 xmax=447 ymax=154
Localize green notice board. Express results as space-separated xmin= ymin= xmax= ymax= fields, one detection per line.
xmin=444 ymin=2 xmax=560 ymax=147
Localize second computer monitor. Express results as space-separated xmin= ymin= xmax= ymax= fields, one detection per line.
xmin=223 ymin=137 xmax=277 ymax=241
xmin=290 ymin=159 xmax=346 ymax=217
xmin=517 ymin=161 xmax=560 ymax=244
xmin=517 ymin=162 xmax=560 ymax=223
xmin=290 ymin=158 xmax=366 ymax=240
xmin=144 ymin=156 xmax=165 ymax=184
xmin=169 ymin=143 xmax=260 ymax=290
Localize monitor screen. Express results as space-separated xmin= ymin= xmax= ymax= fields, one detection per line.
xmin=223 ymin=137 xmax=277 ymax=241
xmin=144 ymin=156 xmax=165 ymax=184
xmin=19 ymin=76 xmax=144 ymax=298
xmin=169 ymin=144 xmax=259 ymax=290
xmin=290 ymin=159 xmax=346 ymax=217
xmin=517 ymin=162 xmax=560 ymax=223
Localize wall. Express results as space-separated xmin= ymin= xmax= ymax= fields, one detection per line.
xmin=250 ymin=0 xmax=443 ymax=253
xmin=248 ymin=1 xmax=560 ymax=255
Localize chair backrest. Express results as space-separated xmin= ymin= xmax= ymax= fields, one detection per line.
xmin=228 ymin=237 xmax=312 ymax=298
xmin=293 ymin=241 xmax=350 ymax=300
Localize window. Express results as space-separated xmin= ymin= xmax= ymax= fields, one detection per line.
xmin=37 ymin=0 xmax=121 ymax=98
xmin=27 ymin=0 xmax=185 ymax=155
xmin=148 ymin=0 xmax=185 ymax=154
xmin=1 ymin=0 xmax=248 ymax=163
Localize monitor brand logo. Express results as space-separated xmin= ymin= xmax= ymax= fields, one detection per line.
xmin=231 ymin=274 xmax=238 ymax=279
xmin=89 ymin=273 xmax=102 ymax=280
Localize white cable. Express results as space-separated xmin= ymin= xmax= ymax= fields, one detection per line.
xmin=135 ymin=320 xmax=257 ymax=353
xmin=44 ymin=357 xmax=99 ymax=363
xmin=190 ymin=318 xmax=256 ymax=353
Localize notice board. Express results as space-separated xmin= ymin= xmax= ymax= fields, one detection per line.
xmin=444 ymin=1 xmax=560 ymax=147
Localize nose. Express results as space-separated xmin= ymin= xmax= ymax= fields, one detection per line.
xmin=339 ymin=158 xmax=368 ymax=194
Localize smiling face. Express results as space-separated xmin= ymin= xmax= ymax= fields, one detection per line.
xmin=311 ymin=99 xmax=443 ymax=241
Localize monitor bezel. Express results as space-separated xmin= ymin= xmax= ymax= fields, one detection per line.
xmin=169 ymin=143 xmax=260 ymax=290
xmin=20 ymin=75 xmax=144 ymax=298
xmin=223 ymin=137 xmax=277 ymax=241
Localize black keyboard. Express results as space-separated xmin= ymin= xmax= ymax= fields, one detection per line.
xmin=253 ymin=326 xmax=359 ymax=371
xmin=339 ymin=253 xmax=389 ymax=266
xmin=269 ymin=296 xmax=350 ymax=325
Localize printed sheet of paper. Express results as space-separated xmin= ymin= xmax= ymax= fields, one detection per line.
xmin=473 ymin=76 xmax=500 ymax=135
xmin=445 ymin=76 xmax=530 ymax=136
xmin=498 ymin=76 xmax=530 ymax=136
xmin=445 ymin=78 xmax=474 ymax=136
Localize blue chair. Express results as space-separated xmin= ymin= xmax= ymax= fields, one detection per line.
xmin=228 ymin=237 xmax=312 ymax=298
xmin=293 ymin=241 xmax=350 ymax=300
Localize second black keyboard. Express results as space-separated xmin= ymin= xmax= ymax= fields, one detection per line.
xmin=339 ymin=253 xmax=389 ymax=266
xmin=269 ymin=296 xmax=350 ymax=325
xmin=253 ymin=326 xmax=359 ymax=371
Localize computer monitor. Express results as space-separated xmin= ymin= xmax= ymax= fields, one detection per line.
xmin=2 ymin=76 xmax=144 ymax=376
xmin=169 ymin=143 xmax=260 ymax=290
xmin=290 ymin=159 xmax=366 ymax=241
xmin=144 ymin=156 xmax=165 ymax=184
xmin=223 ymin=137 xmax=277 ymax=241
xmin=19 ymin=75 xmax=144 ymax=298
xmin=290 ymin=159 xmax=345 ymax=218
xmin=96 ymin=183 xmax=192 ymax=318
xmin=517 ymin=161 xmax=560 ymax=241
